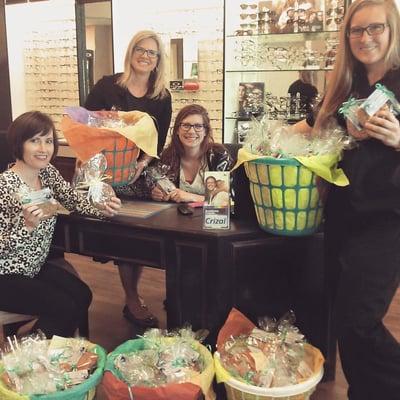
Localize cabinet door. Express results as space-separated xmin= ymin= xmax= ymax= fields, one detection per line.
xmin=223 ymin=0 xmax=343 ymax=144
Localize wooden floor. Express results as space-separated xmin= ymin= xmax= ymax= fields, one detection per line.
xmin=66 ymin=253 xmax=399 ymax=399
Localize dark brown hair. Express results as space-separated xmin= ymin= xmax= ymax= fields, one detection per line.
xmin=161 ymin=104 xmax=215 ymax=174
xmin=7 ymin=111 xmax=58 ymax=162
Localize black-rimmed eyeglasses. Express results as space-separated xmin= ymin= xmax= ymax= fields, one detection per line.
xmin=134 ymin=46 xmax=159 ymax=58
xmin=179 ymin=123 xmax=205 ymax=132
xmin=347 ymin=23 xmax=388 ymax=38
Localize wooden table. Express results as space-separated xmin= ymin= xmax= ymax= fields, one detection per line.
xmin=52 ymin=201 xmax=336 ymax=381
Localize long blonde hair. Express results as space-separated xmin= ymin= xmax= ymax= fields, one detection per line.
xmin=117 ymin=30 xmax=168 ymax=99
xmin=315 ymin=0 xmax=400 ymax=129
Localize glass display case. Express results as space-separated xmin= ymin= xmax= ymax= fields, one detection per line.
xmin=223 ymin=0 xmax=345 ymax=143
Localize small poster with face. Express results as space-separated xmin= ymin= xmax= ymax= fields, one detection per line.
xmin=203 ymin=171 xmax=230 ymax=230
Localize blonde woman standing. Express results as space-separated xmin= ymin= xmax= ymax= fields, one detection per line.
xmin=85 ymin=30 xmax=172 ymax=328
xmin=295 ymin=1 xmax=400 ymax=398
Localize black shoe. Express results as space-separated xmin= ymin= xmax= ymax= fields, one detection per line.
xmin=122 ymin=305 xmax=158 ymax=328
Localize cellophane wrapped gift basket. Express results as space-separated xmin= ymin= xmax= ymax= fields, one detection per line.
xmin=61 ymin=107 xmax=159 ymax=187
xmin=0 ymin=333 xmax=106 ymax=400
xmin=234 ymin=118 xmax=352 ymax=236
xmin=97 ymin=328 xmax=215 ymax=400
xmin=72 ymin=153 xmax=117 ymax=211
xmin=215 ymin=308 xmax=324 ymax=400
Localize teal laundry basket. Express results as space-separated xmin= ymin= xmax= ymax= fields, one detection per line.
xmin=244 ymin=157 xmax=324 ymax=236
xmin=0 ymin=342 xmax=106 ymax=400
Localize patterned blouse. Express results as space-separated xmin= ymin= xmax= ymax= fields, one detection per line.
xmin=0 ymin=164 xmax=103 ymax=277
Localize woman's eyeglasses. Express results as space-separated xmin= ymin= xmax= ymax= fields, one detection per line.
xmin=347 ymin=23 xmax=387 ymax=38
xmin=179 ymin=123 xmax=205 ymax=132
xmin=134 ymin=46 xmax=159 ymax=58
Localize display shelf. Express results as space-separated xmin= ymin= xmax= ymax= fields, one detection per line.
xmin=223 ymin=0 xmax=342 ymax=144
xmin=225 ymin=68 xmax=332 ymax=73
xmin=225 ymin=30 xmax=339 ymax=39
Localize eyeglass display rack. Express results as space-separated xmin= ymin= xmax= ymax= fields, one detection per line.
xmin=223 ymin=0 xmax=345 ymax=144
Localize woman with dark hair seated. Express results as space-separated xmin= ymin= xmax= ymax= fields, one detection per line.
xmin=150 ymin=104 xmax=233 ymax=203
xmin=0 ymin=111 xmax=121 ymax=338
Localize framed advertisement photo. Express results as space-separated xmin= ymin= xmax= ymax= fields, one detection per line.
xmin=203 ymin=171 xmax=230 ymax=230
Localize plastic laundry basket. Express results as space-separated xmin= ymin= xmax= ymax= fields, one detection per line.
xmin=214 ymin=350 xmax=324 ymax=400
xmin=103 ymin=138 xmax=139 ymax=187
xmin=0 ymin=342 xmax=106 ymax=400
xmin=98 ymin=337 xmax=215 ymax=400
xmin=244 ymin=157 xmax=323 ymax=236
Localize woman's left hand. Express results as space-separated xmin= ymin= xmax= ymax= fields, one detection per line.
xmin=364 ymin=109 xmax=400 ymax=149
xmin=102 ymin=196 xmax=122 ymax=217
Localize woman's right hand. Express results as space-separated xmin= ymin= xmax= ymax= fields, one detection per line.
xmin=151 ymin=186 xmax=170 ymax=202
xmin=101 ymin=196 xmax=122 ymax=218
xmin=22 ymin=204 xmax=44 ymax=232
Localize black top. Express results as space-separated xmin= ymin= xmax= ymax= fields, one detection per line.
xmin=84 ymin=73 xmax=172 ymax=155
xmin=319 ymin=67 xmax=400 ymax=220
xmin=288 ymin=79 xmax=318 ymax=113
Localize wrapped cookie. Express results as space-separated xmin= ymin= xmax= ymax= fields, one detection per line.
xmin=144 ymin=163 xmax=177 ymax=196
xmin=340 ymin=84 xmax=400 ymax=131
xmin=15 ymin=186 xmax=59 ymax=219
xmin=73 ymin=153 xmax=116 ymax=210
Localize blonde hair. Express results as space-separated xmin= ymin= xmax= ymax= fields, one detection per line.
xmin=117 ymin=30 xmax=168 ymax=99
xmin=315 ymin=0 xmax=400 ymax=129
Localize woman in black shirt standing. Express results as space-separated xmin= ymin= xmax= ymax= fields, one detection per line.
xmin=85 ymin=30 xmax=172 ymax=328
xmin=295 ymin=0 xmax=400 ymax=398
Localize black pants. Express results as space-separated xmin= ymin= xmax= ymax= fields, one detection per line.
xmin=326 ymin=213 xmax=400 ymax=400
xmin=0 ymin=261 xmax=92 ymax=338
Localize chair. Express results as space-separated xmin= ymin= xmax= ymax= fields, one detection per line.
xmin=0 ymin=311 xmax=36 ymax=339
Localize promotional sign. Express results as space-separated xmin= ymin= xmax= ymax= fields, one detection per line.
xmin=203 ymin=171 xmax=230 ymax=230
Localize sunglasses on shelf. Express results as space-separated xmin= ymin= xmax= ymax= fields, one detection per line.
xmin=240 ymin=13 xmax=258 ymax=19
xmin=235 ymin=29 xmax=253 ymax=36
xmin=240 ymin=3 xmax=257 ymax=9
xmin=326 ymin=17 xmax=344 ymax=25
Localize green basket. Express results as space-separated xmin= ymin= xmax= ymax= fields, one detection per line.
xmin=103 ymin=138 xmax=139 ymax=187
xmin=100 ymin=338 xmax=215 ymax=399
xmin=0 ymin=343 xmax=106 ymax=400
xmin=244 ymin=157 xmax=323 ymax=236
